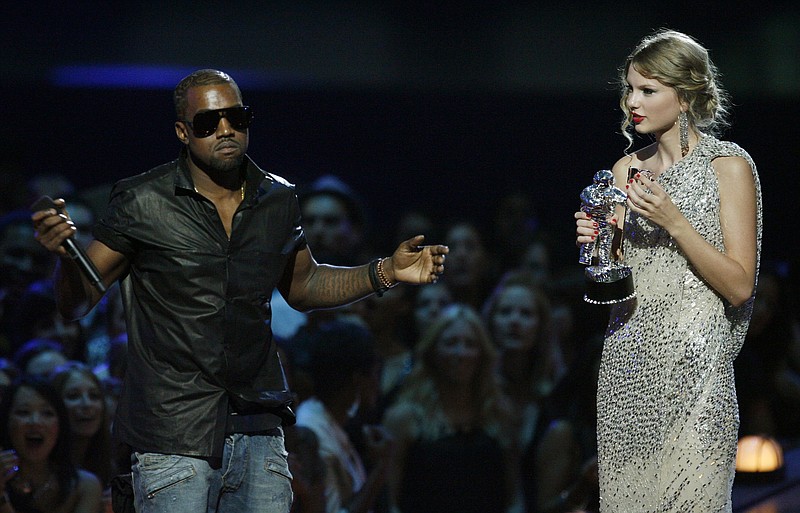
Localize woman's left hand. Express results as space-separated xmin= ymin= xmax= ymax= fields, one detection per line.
xmin=626 ymin=172 xmax=682 ymax=232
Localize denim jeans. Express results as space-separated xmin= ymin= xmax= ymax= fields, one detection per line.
xmin=131 ymin=431 xmax=293 ymax=513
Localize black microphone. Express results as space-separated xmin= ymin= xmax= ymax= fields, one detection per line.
xmin=30 ymin=195 xmax=107 ymax=293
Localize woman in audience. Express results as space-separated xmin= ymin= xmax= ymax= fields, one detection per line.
xmin=0 ymin=375 xmax=103 ymax=513
xmin=383 ymin=304 xmax=516 ymax=513
xmin=411 ymin=281 xmax=454 ymax=343
xmin=50 ymin=363 xmax=113 ymax=489
xmin=483 ymin=271 xmax=563 ymax=452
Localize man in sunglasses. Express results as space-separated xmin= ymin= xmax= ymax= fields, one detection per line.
xmin=31 ymin=69 xmax=449 ymax=513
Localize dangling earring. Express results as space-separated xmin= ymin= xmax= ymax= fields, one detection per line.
xmin=679 ymin=111 xmax=689 ymax=157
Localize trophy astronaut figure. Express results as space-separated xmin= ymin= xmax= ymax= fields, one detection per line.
xmin=579 ymin=169 xmax=635 ymax=304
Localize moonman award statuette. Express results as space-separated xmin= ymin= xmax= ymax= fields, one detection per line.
xmin=579 ymin=169 xmax=635 ymax=304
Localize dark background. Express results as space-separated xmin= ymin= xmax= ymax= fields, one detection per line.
xmin=4 ymin=2 xmax=799 ymax=268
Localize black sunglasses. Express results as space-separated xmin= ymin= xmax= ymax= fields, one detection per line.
xmin=184 ymin=105 xmax=253 ymax=138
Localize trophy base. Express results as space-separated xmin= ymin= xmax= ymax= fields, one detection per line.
xmin=583 ymin=272 xmax=636 ymax=305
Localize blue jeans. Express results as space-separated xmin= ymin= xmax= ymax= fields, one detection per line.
xmin=132 ymin=432 xmax=293 ymax=513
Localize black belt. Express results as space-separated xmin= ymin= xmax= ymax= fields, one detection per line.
xmin=225 ymin=412 xmax=283 ymax=435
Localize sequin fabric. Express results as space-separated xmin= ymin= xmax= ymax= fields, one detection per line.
xmin=597 ymin=135 xmax=762 ymax=513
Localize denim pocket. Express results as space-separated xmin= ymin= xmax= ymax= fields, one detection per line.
xmin=264 ymin=435 xmax=293 ymax=481
xmin=135 ymin=453 xmax=198 ymax=499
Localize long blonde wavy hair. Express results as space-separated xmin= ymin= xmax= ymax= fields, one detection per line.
xmin=619 ymin=29 xmax=731 ymax=150
xmin=386 ymin=303 xmax=514 ymax=445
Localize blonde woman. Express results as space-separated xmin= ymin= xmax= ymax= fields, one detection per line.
xmin=574 ymin=30 xmax=761 ymax=512
xmin=383 ymin=304 xmax=516 ymax=513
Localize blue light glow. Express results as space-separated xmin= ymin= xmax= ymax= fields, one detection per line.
xmin=50 ymin=65 xmax=314 ymax=89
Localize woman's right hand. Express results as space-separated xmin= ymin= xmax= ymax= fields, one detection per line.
xmin=0 ymin=448 xmax=19 ymax=491
xmin=574 ymin=211 xmax=599 ymax=246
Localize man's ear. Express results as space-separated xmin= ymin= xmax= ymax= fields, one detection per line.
xmin=175 ymin=121 xmax=189 ymax=144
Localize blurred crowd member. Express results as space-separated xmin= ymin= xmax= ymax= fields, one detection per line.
xmin=50 ymin=363 xmax=114 ymax=488
xmin=91 ymin=333 xmax=127 ymax=422
xmin=0 ymin=375 xmax=103 ymax=513
xmin=298 ymin=175 xmax=371 ymax=266
xmin=0 ymin=359 xmax=17 ymax=403
xmin=735 ymin=269 xmax=800 ymax=440
xmin=295 ymin=320 xmax=391 ymax=513
xmin=483 ymin=271 xmax=563 ymax=452
xmin=411 ymin=280 xmax=453 ymax=343
xmin=26 ymin=173 xmax=77 ymax=208
xmin=383 ymin=304 xmax=516 ymax=513
xmin=271 ymin=175 xmax=372 ymax=341
xmin=0 ymin=211 xmax=55 ymax=354
xmin=390 ymin=209 xmax=438 ymax=257
xmin=284 ymin=423 xmax=326 ymax=513
xmin=490 ymin=192 xmax=539 ymax=270
xmin=83 ymin=284 xmax=126 ymax=371
xmin=521 ymin=337 xmax=603 ymax=513
xmin=12 ymin=338 xmax=68 ymax=377
xmin=6 ymin=281 xmax=86 ymax=362
xmin=358 ymin=285 xmax=415 ymax=415
xmin=442 ymin=221 xmax=497 ymax=311
xmin=517 ymin=238 xmax=551 ymax=289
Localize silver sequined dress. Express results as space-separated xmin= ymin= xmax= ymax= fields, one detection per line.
xmin=597 ymin=135 xmax=762 ymax=513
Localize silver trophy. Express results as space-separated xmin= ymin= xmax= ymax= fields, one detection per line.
xmin=579 ymin=169 xmax=635 ymax=304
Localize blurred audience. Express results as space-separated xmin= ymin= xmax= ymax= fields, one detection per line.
xmin=50 ymin=362 xmax=114 ymax=489
xmin=411 ymin=280 xmax=454 ymax=343
xmin=0 ymin=358 xmax=17 ymax=403
xmin=490 ymin=192 xmax=540 ymax=269
xmin=6 ymin=280 xmax=87 ymax=362
xmin=13 ymin=338 xmax=69 ymax=377
xmin=521 ymin=337 xmax=602 ymax=513
xmin=735 ymin=269 xmax=800 ymax=441
xmin=298 ymin=175 xmax=371 ymax=266
xmin=357 ymin=285 xmax=416 ymax=419
xmin=1 ymin=168 xmax=797 ymax=513
xmin=442 ymin=220 xmax=498 ymax=311
xmin=271 ymin=174 xmax=372 ymax=341
xmin=0 ymin=375 xmax=103 ymax=513
xmin=0 ymin=210 xmax=56 ymax=354
xmin=383 ymin=304 xmax=517 ymax=513
xmin=295 ymin=320 xmax=391 ymax=513
xmin=483 ymin=271 xmax=564 ymax=452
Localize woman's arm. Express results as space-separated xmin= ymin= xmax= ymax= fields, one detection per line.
xmin=626 ymin=156 xmax=758 ymax=306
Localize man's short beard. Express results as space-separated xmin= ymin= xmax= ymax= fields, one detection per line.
xmin=189 ymin=147 xmax=245 ymax=176
xmin=209 ymin=154 xmax=245 ymax=173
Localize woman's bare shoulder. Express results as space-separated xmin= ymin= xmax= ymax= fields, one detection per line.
xmin=53 ymin=470 xmax=103 ymax=513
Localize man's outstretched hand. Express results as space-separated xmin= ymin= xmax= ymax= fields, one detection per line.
xmin=385 ymin=235 xmax=448 ymax=285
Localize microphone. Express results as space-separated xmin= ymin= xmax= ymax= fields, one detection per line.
xmin=30 ymin=195 xmax=107 ymax=293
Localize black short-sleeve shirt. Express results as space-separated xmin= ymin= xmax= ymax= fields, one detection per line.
xmin=94 ymin=151 xmax=305 ymax=458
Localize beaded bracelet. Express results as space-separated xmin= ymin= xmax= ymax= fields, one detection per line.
xmin=368 ymin=258 xmax=386 ymax=297
xmin=368 ymin=258 xmax=395 ymax=297
xmin=376 ymin=258 xmax=395 ymax=290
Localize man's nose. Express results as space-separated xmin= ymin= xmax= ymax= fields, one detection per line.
xmin=216 ymin=116 xmax=234 ymax=136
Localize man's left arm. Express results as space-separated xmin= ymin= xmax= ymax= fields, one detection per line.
xmin=279 ymin=235 xmax=448 ymax=311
